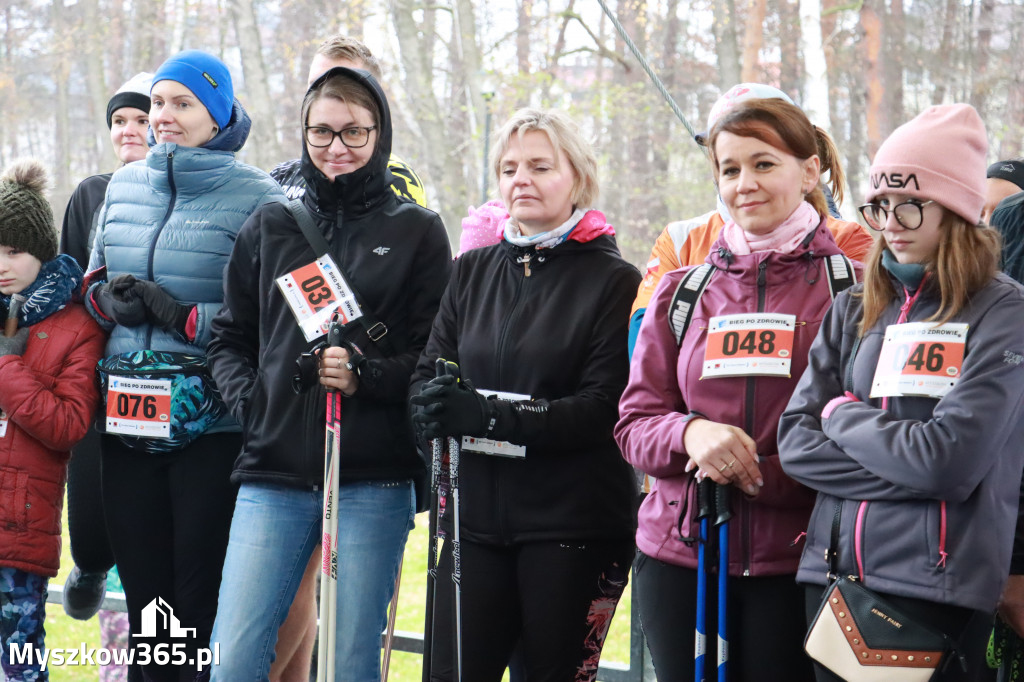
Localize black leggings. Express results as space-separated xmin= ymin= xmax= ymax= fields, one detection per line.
xmin=102 ymin=433 xmax=239 ymax=682
xmin=634 ymin=550 xmax=814 ymax=682
xmin=427 ymin=537 xmax=634 ymax=682
xmin=66 ymin=426 xmax=116 ymax=572
xmin=802 ymin=585 xmax=997 ymax=682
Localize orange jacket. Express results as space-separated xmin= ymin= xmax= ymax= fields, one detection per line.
xmin=630 ymin=211 xmax=874 ymax=320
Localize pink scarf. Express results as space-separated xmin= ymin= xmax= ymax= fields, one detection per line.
xmin=721 ymin=201 xmax=820 ymax=255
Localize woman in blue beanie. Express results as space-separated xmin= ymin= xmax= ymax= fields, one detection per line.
xmin=84 ymin=49 xmax=286 ymax=681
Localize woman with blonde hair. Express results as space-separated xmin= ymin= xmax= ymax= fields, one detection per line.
xmin=411 ymin=108 xmax=640 ymax=681
xmin=780 ymin=104 xmax=1024 ymax=681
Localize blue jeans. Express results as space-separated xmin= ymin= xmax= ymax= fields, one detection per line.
xmin=209 ymin=480 xmax=415 ymax=682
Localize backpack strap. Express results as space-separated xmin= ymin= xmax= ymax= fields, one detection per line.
xmin=668 ymin=263 xmax=716 ymax=347
xmin=824 ymin=253 xmax=856 ymax=300
xmin=285 ymin=199 xmax=396 ymax=355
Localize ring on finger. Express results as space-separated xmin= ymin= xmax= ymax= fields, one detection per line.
xmin=717 ymin=462 xmax=728 ymax=472
xmin=337 ymin=357 xmax=343 ymax=369
xmin=726 ymin=460 xmax=736 ymax=469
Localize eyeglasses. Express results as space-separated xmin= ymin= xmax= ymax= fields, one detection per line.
xmin=858 ymin=200 xmax=936 ymax=231
xmin=304 ymin=125 xmax=376 ymax=149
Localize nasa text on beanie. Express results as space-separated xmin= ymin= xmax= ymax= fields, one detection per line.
xmin=867 ymin=104 xmax=988 ymax=225
xmin=152 ymin=50 xmax=234 ymax=130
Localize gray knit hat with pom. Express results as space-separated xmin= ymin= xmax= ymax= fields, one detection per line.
xmin=0 ymin=159 xmax=58 ymax=262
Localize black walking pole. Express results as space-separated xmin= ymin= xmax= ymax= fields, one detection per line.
xmin=422 ymin=358 xmax=447 ymax=682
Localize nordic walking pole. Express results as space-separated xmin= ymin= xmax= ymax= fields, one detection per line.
xmin=381 ymin=558 xmax=402 ymax=680
xmin=714 ymin=484 xmax=733 ymax=682
xmin=443 ymin=359 xmax=464 ymax=682
xmin=422 ymin=358 xmax=447 ymax=682
xmin=316 ymin=389 xmax=341 ymax=682
xmin=694 ymin=477 xmax=714 ymax=682
xmin=316 ymin=319 xmax=346 ymax=682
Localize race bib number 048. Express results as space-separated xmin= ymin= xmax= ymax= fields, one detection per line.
xmin=276 ymin=255 xmax=362 ymax=342
xmin=106 ymin=377 xmax=172 ymax=438
xmin=870 ymin=322 xmax=969 ymax=399
xmin=702 ymin=313 xmax=796 ymax=379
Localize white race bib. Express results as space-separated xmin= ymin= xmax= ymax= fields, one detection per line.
xmin=106 ymin=377 xmax=172 ymax=438
xmin=870 ymin=322 xmax=968 ymax=399
xmin=702 ymin=313 xmax=796 ymax=378
xmin=461 ymin=389 xmax=530 ymax=459
xmin=276 ymin=255 xmax=362 ymax=342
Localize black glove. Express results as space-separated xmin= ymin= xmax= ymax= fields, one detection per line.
xmin=133 ymin=280 xmax=193 ymax=336
xmin=0 ymin=327 xmax=30 ymax=356
xmin=409 ymin=374 xmax=491 ymax=440
xmin=93 ymin=274 xmax=146 ymax=327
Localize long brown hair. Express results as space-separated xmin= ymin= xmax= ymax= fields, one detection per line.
xmin=708 ymin=98 xmax=846 ymax=218
xmin=858 ymin=210 xmax=1001 ymax=334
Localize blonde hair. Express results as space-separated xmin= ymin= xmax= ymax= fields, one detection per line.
xmin=708 ymin=98 xmax=846 ymax=218
xmin=858 ymin=208 xmax=1001 ymax=334
xmin=315 ymin=36 xmax=382 ymax=80
xmin=490 ymin=108 xmax=599 ymax=208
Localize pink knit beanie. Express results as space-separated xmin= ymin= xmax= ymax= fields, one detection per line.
xmin=866 ymin=103 xmax=988 ymax=225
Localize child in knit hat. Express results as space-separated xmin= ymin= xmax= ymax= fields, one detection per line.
xmin=0 ymin=159 xmax=105 ymax=680
xmin=779 ymin=103 xmax=1024 ymax=680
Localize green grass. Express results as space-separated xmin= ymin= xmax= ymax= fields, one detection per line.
xmin=46 ymin=511 xmax=634 ymax=680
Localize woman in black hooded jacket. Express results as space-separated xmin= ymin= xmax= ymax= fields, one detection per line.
xmin=206 ymin=67 xmax=451 ymax=680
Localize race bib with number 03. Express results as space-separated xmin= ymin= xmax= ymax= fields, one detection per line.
xmin=276 ymin=255 xmax=362 ymax=342
xmin=106 ymin=377 xmax=172 ymax=438
xmin=0 ymin=410 xmax=7 ymax=438
xmin=870 ymin=322 xmax=969 ymax=399
xmin=702 ymin=313 xmax=797 ymax=379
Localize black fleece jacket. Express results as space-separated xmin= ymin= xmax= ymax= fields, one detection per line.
xmin=412 ymin=233 xmax=641 ymax=545
xmin=208 ymin=67 xmax=451 ymax=489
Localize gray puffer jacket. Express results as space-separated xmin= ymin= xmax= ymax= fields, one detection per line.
xmin=779 ymin=272 xmax=1024 ymax=612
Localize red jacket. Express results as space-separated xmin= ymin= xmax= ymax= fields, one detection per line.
xmin=0 ymin=303 xmax=105 ymax=576
xmin=616 ymin=219 xmax=863 ymax=576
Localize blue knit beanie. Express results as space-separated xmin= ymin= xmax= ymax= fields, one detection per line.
xmin=152 ymin=50 xmax=234 ymax=129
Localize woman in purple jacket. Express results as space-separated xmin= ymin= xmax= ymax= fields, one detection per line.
xmin=779 ymin=105 xmax=1024 ymax=681
xmin=615 ymin=98 xmax=861 ymax=681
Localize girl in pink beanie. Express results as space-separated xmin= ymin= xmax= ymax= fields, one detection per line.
xmin=780 ymin=103 xmax=1024 ymax=681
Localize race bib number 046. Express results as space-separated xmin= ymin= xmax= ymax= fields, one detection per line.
xmin=702 ymin=313 xmax=796 ymax=379
xmin=870 ymin=322 xmax=969 ymax=399
xmin=106 ymin=377 xmax=172 ymax=438
xmin=276 ymin=255 xmax=362 ymax=342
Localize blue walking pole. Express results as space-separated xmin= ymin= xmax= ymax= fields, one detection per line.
xmin=694 ymin=478 xmax=715 ymax=681
xmin=714 ymin=484 xmax=733 ymax=682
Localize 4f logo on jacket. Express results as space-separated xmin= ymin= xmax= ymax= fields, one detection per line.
xmin=372 ymin=246 xmax=391 ymax=255
xmin=871 ymin=172 xmax=920 ymax=190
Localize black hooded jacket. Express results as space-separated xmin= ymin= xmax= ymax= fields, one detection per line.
xmin=412 ymin=231 xmax=641 ymax=544
xmin=208 ymin=67 xmax=451 ymax=490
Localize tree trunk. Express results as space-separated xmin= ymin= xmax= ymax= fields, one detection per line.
xmin=860 ymin=0 xmax=884 ymax=157
xmin=712 ymin=0 xmax=742 ymax=88
xmin=777 ymin=0 xmax=802 ymax=97
xmin=389 ymin=0 xmax=465 ymax=241
xmin=883 ymin=0 xmax=904 ymax=133
xmin=931 ymin=0 xmax=959 ymax=104
xmin=799 ymin=0 xmax=829 ymax=125
xmin=740 ymin=0 xmax=766 ymax=83
xmin=517 ymin=0 xmax=533 ymax=75
xmin=51 ymin=0 xmax=71 ymax=195
xmin=81 ymin=0 xmax=107 ymax=165
xmin=971 ymin=0 xmax=995 ymax=117
xmin=229 ymin=0 xmax=282 ymax=169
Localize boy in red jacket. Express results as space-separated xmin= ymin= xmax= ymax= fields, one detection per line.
xmin=0 ymin=159 xmax=105 ymax=680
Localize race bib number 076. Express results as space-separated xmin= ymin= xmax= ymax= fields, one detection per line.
xmin=106 ymin=377 xmax=172 ymax=438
